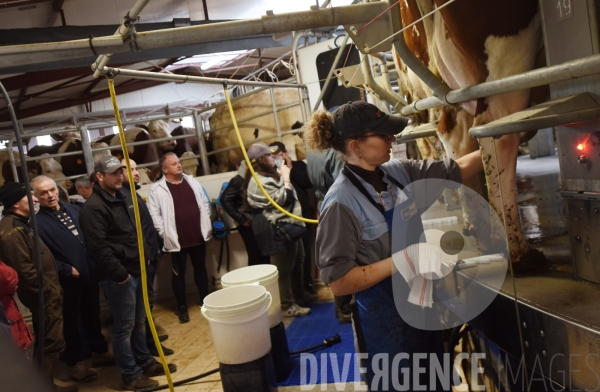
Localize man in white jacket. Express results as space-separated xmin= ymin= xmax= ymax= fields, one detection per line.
xmin=147 ymin=153 xmax=212 ymax=323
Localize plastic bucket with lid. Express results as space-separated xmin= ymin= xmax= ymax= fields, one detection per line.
xmin=221 ymin=265 xmax=282 ymax=327
xmin=201 ymin=285 xmax=272 ymax=364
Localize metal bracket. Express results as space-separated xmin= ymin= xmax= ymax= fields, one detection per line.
xmin=343 ymin=4 xmax=395 ymax=53
xmin=469 ymin=93 xmax=600 ymax=139
xmin=335 ymin=64 xmax=366 ymax=88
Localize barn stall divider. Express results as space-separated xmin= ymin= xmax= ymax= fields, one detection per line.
xmin=0 ymin=82 xmax=308 ymax=188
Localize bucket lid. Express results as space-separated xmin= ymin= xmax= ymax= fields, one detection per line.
xmin=221 ymin=265 xmax=278 ymax=286
xmin=203 ymin=285 xmax=268 ymax=314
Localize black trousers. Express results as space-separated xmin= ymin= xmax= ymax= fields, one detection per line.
xmin=171 ymin=244 xmax=208 ymax=308
xmin=237 ymin=225 xmax=270 ymax=266
xmin=145 ymin=258 xmax=158 ymax=347
xmin=62 ymin=283 xmax=108 ymax=365
xmin=301 ymin=224 xmax=314 ymax=291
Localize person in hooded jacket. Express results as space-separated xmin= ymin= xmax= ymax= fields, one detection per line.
xmin=220 ymin=158 xmax=270 ymax=266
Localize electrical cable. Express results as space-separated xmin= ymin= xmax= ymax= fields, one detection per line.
xmin=139 ymin=368 xmax=220 ymax=392
xmin=223 ymin=85 xmax=318 ymax=224
xmin=0 ymin=81 xmax=46 ymax=369
xmin=289 ymin=334 xmax=342 ymax=356
xmin=107 ymin=79 xmax=175 ymax=392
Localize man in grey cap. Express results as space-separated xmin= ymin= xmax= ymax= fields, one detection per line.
xmin=79 ymin=156 xmax=177 ymax=391
xmin=0 ymin=182 xmax=75 ymax=392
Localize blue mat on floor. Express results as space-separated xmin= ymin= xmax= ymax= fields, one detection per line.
xmin=278 ymin=302 xmax=361 ymax=386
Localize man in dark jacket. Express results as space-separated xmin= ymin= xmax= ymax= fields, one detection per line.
xmin=220 ymin=159 xmax=270 ymax=266
xmin=79 ymin=156 xmax=176 ymax=391
xmin=32 ymin=175 xmax=113 ymax=383
xmin=121 ymin=158 xmax=173 ymax=357
xmin=0 ymin=182 xmax=74 ymax=392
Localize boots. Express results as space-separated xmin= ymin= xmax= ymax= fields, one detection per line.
xmin=42 ymin=355 xmax=78 ymax=392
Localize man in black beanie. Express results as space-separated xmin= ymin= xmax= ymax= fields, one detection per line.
xmin=0 ymin=182 xmax=75 ymax=392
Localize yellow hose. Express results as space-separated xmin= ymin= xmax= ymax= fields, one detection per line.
xmin=108 ymin=79 xmax=175 ymax=392
xmin=223 ymin=86 xmax=318 ymax=224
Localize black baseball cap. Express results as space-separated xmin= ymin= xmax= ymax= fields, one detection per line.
xmin=332 ymin=101 xmax=409 ymax=140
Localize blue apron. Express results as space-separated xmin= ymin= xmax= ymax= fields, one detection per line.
xmin=343 ymin=166 xmax=448 ymax=392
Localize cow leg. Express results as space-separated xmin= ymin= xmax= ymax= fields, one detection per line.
xmin=436 ymin=106 xmax=488 ymax=241
xmin=475 ymin=103 xmax=547 ymax=269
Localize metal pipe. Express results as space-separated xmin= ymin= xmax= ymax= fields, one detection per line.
xmin=378 ymin=59 xmax=403 ymax=102
xmin=91 ymin=0 xmax=151 ymax=77
xmin=0 ymin=2 xmax=388 ymax=69
xmin=270 ymin=89 xmax=283 ymax=142
xmin=193 ymin=110 xmax=210 ymax=176
xmin=75 ymin=120 xmax=96 ymax=175
xmin=89 ymin=132 xmax=200 ymax=153
xmin=396 ymin=122 xmax=438 ymax=143
xmin=8 ymin=137 xmax=19 ymax=182
xmin=469 ymin=108 xmax=600 ymax=139
xmin=401 ymin=53 xmax=600 ymax=116
xmin=205 ymin=102 xmax=300 ymax=134
xmin=313 ymin=34 xmax=350 ymax=111
xmin=0 ymin=81 xmax=45 ymax=369
xmin=85 ymin=112 xmax=197 ymax=131
xmin=240 ymin=51 xmax=292 ymax=81
xmin=387 ymin=0 xmax=450 ymax=104
xmin=24 ymin=149 xmax=84 ymax=162
xmin=99 ymin=67 xmax=300 ymax=88
xmin=361 ymin=53 xmax=405 ymax=110
xmin=292 ymin=30 xmax=332 ymax=85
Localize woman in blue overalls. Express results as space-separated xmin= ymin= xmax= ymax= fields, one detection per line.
xmin=306 ymin=101 xmax=484 ymax=391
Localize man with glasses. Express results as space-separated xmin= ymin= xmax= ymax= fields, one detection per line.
xmin=79 ymin=156 xmax=176 ymax=391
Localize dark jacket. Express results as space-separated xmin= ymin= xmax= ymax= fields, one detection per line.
xmin=0 ymin=212 xmax=62 ymax=313
xmin=121 ymin=181 xmax=160 ymax=261
xmin=289 ymin=160 xmax=315 ymax=219
xmin=220 ymin=175 xmax=249 ymax=225
xmin=36 ymin=202 xmax=93 ymax=287
xmin=79 ymin=184 xmax=149 ymax=283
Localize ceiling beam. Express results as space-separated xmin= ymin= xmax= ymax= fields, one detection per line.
xmin=0 ymin=0 xmax=52 ymax=9
xmin=51 ymin=0 xmax=63 ymax=11
xmin=15 ymin=88 xmax=27 ymax=111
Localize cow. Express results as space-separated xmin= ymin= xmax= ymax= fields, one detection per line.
xmin=0 ymin=150 xmax=71 ymax=190
xmin=28 ymin=138 xmax=87 ymax=179
xmin=94 ymin=128 xmax=160 ymax=171
xmin=209 ymin=88 xmax=307 ymax=173
xmin=393 ymin=0 xmax=549 ymax=268
xmin=147 ymin=120 xmax=177 ymax=153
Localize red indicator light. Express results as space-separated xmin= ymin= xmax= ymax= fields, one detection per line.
xmin=577 ymin=143 xmax=585 ymax=151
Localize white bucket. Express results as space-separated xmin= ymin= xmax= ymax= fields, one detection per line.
xmin=221 ymin=265 xmax=282 ymax=327
xmin=201 ymin=285 xmax=272 ymax=364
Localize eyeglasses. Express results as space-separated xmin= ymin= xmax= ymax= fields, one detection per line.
xmin=363 ymin=133 xmax=395 ymax=142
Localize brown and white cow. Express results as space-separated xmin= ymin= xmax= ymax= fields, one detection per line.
xmin=209 ymin=88 xmax=307 ymax=173
xmin=394 ymin=0 xmax=548 ymax=266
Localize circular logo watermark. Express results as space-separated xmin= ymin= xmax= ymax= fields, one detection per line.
xmin=391 ymin=178 xmax=509 ymax=331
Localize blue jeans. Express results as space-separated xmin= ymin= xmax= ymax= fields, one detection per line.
xmin=99 ymin=275 xmax=154 ymax=381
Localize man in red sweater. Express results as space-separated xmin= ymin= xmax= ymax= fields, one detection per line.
xmin=147 ymin=153 xmax=213 ymax=323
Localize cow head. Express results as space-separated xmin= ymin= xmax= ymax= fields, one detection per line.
xmin=37 ymin=154 xmax=73 ymax=191
xmin=51 ymin=126 xmax=81 ymax=142
xmin=148 ymin=120 xmax=177 ymax=152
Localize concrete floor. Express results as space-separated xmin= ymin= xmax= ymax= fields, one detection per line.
xmin=53 ymin=285 xmax=353 ymax=392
